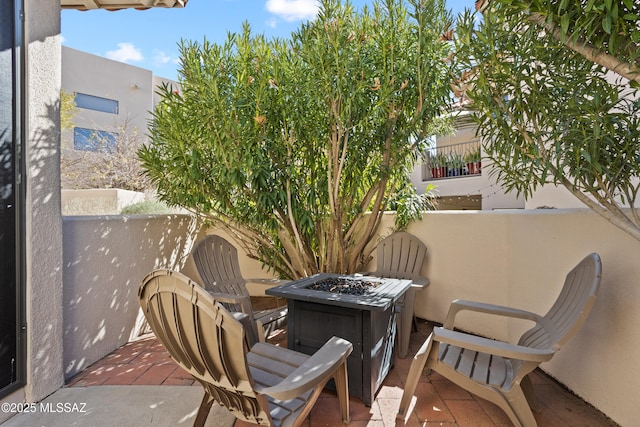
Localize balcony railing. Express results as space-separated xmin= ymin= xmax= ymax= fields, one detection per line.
xmin=421 ymin=140 xmax=482 ymax=181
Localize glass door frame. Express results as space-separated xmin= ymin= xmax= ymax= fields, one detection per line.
xmin=0 ymin=0 xmax=26 ymax=398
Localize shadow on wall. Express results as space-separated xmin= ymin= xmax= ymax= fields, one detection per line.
xmin=62 ymin=214 xmax=201 ymax=379
xmin=30 ymin=99 xmax=67 ymax=396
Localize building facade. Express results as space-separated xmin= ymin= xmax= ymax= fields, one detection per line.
xmin=61 ymin=46 xmax=177 ymax=191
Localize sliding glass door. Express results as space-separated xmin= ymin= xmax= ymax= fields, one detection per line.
xmin=0 ymin=0 xmax=25 ymax=397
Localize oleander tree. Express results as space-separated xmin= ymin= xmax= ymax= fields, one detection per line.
xmin=452 ymin=0 xmax=640 ymax=240
xmin=139 ymin=0 xmax=453 ymax=279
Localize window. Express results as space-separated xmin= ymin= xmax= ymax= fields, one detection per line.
xmin=73 ymin=127 xmax=117 ymax=152
xmin=0 ymin=0 xmax=26 ymax=398
xmin=74 ymin=92 xmax=119 ymax=114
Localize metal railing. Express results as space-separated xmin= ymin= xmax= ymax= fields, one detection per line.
xmin=421 ymin=140 xmax=482 ymax=181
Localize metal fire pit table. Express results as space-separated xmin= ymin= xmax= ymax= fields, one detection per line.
xmin=266 ymin=273 xmax=412 ymax=405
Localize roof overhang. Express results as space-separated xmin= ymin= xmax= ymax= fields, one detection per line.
xmin=61 ymin=0 xmax=187 ymax=11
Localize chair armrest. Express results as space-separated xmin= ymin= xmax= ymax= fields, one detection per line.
xmin=255 ymin=336 xmax=353 ymax=401
xmin=433 ymin=327 xmax=554 ymax=362
xmin=231 ymin=312 xmax=258 ymax=348
xmin=411 ymin=277 xmax=430 ymax=288
xmin=254 ymin=307 xmax=288 ymax=325
xmin=444 ymin=299 xmax=542 ymax=329
xmin=245 ymin=278 xmax=290 ymax=287
xmin=205 ymin=291 xmax=252 ymax=314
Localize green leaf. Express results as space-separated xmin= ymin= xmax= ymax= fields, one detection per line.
xmin=602 ymin=14 xmax=612 ymax=34
xmin=561 ymin=14 xmax=570 ymax=34
xmin=585 ymin=0 xmax=596 ymax=12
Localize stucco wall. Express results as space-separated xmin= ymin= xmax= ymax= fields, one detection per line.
xmin=193 ymin=210 xmax=636 ymax=426
xmin=24 ymin=0 xmax=65 ymax=403
xmin=61 ymin=188 xmax=145 ymax=215
xmin=62 ymin=214 xmax=200 ymax=378
xmin=394 ymin=209 xmax=638 ymax=427
xmin=59 ymin=209 xmax=638 ymax=425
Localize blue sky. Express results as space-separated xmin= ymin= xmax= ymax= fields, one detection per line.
xmin=62 ymin=0 xmax=475 ymax=80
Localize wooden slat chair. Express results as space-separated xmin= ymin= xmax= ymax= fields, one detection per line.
xmin=139 ymin=269 xmax=353 ymax=427
xmin=191 ymin=234 xmax=287 ymax=342
xmin=366 ymin=232 xmax=429 ymax=358
xmin=397 ymin=253 xmax=602 ymax=427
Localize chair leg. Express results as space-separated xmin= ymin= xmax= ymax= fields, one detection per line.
xmin=255 ymin=320 xmax=265 ymax=343
xmin=194 ymin=392 xmax=215 ymax=427
xmin=397 ymin=332 xmax=434 ymax=420
xmin=521 ymin=374 xmax=542 ymax=413
xmin=398 ymin=287 xmax=417 ymax=358
xmin=334 ymin=361 xmax=350 ymax=424
xmin=500 ymin=388 xmax=538 ymax=427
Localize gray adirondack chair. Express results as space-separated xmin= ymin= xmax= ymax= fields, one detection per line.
xmin=191 ymin=234 xmax=287 ymax=342
xmin=139 ymin=269 xmax=353 ymax=427
xmin=397 ymin=253 xmax=602 ymax=427
xmin=366 ymin=232 xmax=429 ymax=358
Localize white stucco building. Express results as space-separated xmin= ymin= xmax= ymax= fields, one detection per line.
xmin=412 ymin=112 xmax=526 ymax=211
xmin=61 ymin=46 xmax=176 ymax=155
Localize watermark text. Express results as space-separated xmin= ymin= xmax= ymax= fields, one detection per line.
xmin=1 ymin=402 xmax=87 ymax=414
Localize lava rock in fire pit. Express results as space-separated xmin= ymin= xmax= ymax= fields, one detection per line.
xmin=308 ymin=277 xmax=380 ymax=295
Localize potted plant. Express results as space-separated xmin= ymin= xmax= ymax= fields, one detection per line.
xmin=425 ymin=152 xmax=438 ymax=179
xmin=431 ymin=152 xmax=447 ymax=178
xmin=447 ymin=152 xmax=464 ymax=176
xmin=464 ymin=146 xmax=482 ymax=175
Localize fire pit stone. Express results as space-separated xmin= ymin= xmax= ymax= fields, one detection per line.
xmin=307 ymin=276 xmax=381 ymax=295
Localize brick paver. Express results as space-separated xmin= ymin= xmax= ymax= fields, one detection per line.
xmin=66 ymin=318 xmax=617 ymax=426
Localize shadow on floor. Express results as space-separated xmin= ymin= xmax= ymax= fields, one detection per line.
xmin=61 ymin=310 xmax=617 ymax=427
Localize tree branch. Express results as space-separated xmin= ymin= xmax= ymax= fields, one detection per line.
xmin=559 ymin=175 xmax=640 ymax=241
xmin=527 ymin=12 xmax=640 ymax=85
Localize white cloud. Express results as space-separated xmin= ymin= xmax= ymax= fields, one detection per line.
xmin=265 ymin=0 xmax=319 ymax=22
xmin=153 ymin=50 xmax=179 ymax=66
xmin=105 ymin=43 xmax=143 ymax=63
xmin=266 ymin=17 xmax=278 ymax=28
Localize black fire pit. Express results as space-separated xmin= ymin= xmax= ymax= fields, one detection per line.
xmin=266 ymin=273 xmax=412 ymax=405
xmin=307 ymin=276 xmax=381 ymax=295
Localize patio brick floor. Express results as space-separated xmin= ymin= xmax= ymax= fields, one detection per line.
xmin=66 ymin=302 xmax=617 ymax=426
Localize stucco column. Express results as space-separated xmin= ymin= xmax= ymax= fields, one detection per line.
xmin=24 ymin=0 xmax=65 ymax=401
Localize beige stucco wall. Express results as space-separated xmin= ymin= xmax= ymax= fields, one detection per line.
xmin=196 ymin=210 xmax=637 ymax=426
xmin=57 ymin=209 xmax=639 ymax=425
xmin=396 ymin=209 xmax=638 ymax=427
xmin=1 ymin=2 xmax=66 ymax=422
xmin=24 ymin=0 xmax=65 ymax=405
xmin=62 ymin=214 xmax=200 ymax=378
xmin=61 ymin=188 xmax=145 ymax=215
xmin=424 ymin=170 xmax=525 ymax=211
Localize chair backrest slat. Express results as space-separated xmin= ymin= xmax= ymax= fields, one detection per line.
xmin=192 ymin=235 xmax=250 ymax=310
xmin=139 ymin=270 xmax=272 ymax=425
xmin=519 ymin=253 xmax=601 ymax=351
xmin=376 ymin=232 xmax=427 ymax=280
